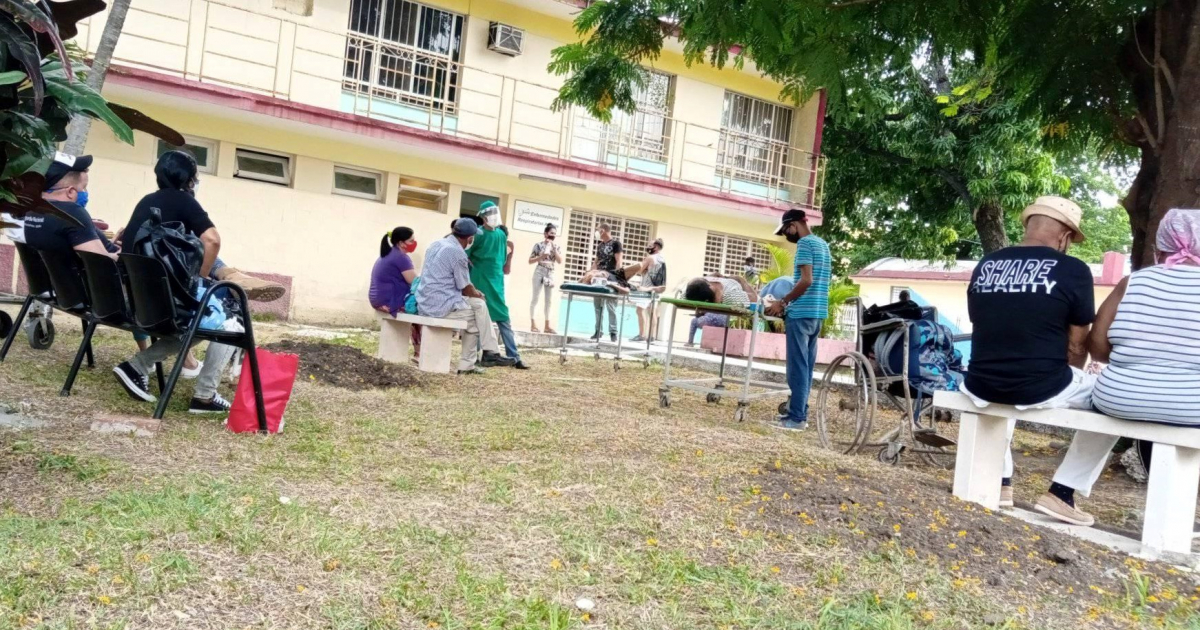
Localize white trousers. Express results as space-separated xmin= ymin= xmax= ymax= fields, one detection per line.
xmin=964 ymin=367 xmax=1116 ymax=496
xmin=444 ymin=297 xmax=500 ymax=371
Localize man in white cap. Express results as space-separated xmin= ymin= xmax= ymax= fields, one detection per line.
xmin=962 ymin=195 xmax=1106 ymax=526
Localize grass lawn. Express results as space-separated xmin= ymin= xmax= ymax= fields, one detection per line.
xmin=1 ymin=321 xmax=1198 ymax=629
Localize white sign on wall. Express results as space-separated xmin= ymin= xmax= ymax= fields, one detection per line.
xmin=512 ymin=200 xmax=565 ymax=234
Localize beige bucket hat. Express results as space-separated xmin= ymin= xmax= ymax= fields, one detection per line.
xmin=1020 ymin=196 xmax=1085 ymax=243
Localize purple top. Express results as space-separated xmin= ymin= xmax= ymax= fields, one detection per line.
xmin=369 ymin=247 xmax=415 ymax=316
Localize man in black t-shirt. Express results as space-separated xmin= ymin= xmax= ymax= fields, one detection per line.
xmin=964 ymin=196 xmax=1114 ymax=528
xmin=23 ymin=153 xmax=117 ymax=260
xmin=589 ymin=222 xmax=623 ymax=341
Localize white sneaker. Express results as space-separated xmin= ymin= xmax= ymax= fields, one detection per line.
xmin=180 ymin=360 xmax=203 ymax=380
xmin=227 ymin=349 xmax=243 ymax=383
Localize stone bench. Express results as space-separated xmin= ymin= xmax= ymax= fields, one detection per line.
xmin=377 ymin=312 xmax=468 ymax=374
xmin=934 ymin=390 xmax=1200 ymax=559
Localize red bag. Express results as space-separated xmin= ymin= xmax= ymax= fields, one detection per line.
xmin=227 ymin=348 xmax=298 ymax=434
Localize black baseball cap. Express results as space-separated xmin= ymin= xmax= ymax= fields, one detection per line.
xmin=44 ymin=152 xmax=93 ymax=190
xmin=773 ymin=208 xmax=808 ymax=235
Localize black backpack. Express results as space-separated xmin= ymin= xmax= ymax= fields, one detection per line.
xmin=131 ymin=208 xmax=204 ymax=312
xmin=650 ymin=261 xmax=667 ymax=288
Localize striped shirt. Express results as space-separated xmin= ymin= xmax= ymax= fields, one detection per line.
xmin=1093 ymin=265 xmax=1200 ymax=425
xmin=787 ymin=234 xmax=831 ymax=320
xmin=715 ymin=278 xmax=750 ymax=308
xmin=415 ymin=235 xmax=471 ymax=318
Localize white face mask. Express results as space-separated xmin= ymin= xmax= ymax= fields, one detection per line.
xmin=485 ymin=214 xmax=501 ymax=228
xmin=594 ymin=231 xmax=602 ymax=240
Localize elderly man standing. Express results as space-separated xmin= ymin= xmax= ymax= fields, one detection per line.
xmin=961 ymin=196 xmax=1105 ymax=526
xmin=468 ymin=201 xmax=528 ymax=370
xmin=417 ymin=218 xmax=515 ymax=374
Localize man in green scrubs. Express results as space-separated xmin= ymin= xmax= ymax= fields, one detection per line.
xmin=468 ymin=201 xmax=529 ymax=369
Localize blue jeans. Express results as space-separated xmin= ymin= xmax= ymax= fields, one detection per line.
xmin=762 ymin=277 xmax=795 ymax=300
xmin=495 ymin=320 xmax=520 ymax=360
xmin=784 ymin=317 xmax=823 ymax=422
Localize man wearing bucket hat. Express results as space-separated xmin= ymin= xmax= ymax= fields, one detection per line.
xmin=962 ymin=195 xmax=1108 ymax=526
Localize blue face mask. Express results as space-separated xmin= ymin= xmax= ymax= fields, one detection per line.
xmin=75 ymin=190 xmax=89 ymax=208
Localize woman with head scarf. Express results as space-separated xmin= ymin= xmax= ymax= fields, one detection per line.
xmin=370 ymin=226 xmax=421 ymax=360
xmin=1089 ymin=208 xmax=1200 ymax=425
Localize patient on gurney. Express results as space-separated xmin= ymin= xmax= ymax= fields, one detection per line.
xmin=683 ymin=276 xmax=757 ymax=308
xmin=578 ymin=247 xmax=667 ymax=294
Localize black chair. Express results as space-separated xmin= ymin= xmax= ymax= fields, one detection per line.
xmin=0 ymin=242 xmax=83 ymax=361
xmin=38 ymin=248 xmax=99 ymax=396
xmin=78 ymin=251 xmax=167 ymax=394
xmin=119 ymin=253 xmax=267 ymax=429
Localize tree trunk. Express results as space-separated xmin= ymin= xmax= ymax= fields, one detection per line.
xmin=63 ymin=0 xmax=134 ymax=156
xmin=1120 ymin=0 xmax=1200 ymax=269
xmin=973 ymin=202 xmax=1009 ymax=254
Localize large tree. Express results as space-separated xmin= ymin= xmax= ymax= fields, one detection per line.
xmin=549 ymin=0 xmax=1181 ymax=269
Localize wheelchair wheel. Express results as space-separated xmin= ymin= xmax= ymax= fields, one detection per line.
xmin=0 ymin=310 xmax=11 ymax=341
xmin=816 ymin=352 xmax=876 ymax=455
xmin=28 ymin=317 xmax=54 ymax=350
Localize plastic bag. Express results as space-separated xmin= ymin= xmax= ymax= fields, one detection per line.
xmin=227 ymin=348 xmax=298 ymax=434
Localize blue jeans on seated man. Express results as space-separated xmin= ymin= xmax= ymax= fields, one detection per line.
xmin=782 ymin=317 xmax=823 ymax=425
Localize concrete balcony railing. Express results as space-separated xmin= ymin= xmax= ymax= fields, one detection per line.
xmin=81 ymin=0 xmax=824 ymax=209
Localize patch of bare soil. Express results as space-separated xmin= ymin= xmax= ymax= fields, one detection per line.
xmin=264 ymin=340 xmax=424 ymax=391
xmin=741 ymin=462 xmax=1195 ymax=607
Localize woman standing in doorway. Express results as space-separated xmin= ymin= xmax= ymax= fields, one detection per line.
xmin=370 ymin=226 xmax=421 ymax=359
xmin=529 ymin=223 xmax=563 ymax=333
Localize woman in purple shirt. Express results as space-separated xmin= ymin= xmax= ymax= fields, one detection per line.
xmin=370 ymin=226 xmax=420 ymax=358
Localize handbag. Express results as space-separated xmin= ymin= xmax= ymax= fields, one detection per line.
xmin=226 ymin=348 xmax=298 ymax=434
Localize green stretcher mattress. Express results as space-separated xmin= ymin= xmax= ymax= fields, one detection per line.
xmin=560 ymin=283 xmax=653 ymax=299
xmin=659 ymin=297 xmax=753 ymax=316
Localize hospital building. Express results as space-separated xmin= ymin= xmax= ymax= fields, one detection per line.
xmin=28 ymin=0 xmax=825 ymax=334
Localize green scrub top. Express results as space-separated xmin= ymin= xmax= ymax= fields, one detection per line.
xmin=467 ymin=226 xmax=510 ymax=323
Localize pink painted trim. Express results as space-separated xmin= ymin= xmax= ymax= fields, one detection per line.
xmin=108 ymin=66 xmax=822 ymax=222
xmin=811 ymin=89 xmax=827 ymax=156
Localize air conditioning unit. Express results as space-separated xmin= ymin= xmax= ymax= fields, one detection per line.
xmin=488 ymin=22 xmax=524 ymax=56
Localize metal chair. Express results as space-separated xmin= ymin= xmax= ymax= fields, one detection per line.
xmin=37 ymin=248 xmax=97 ymax=396
xmin=77 ymin=251 xmax=166 ymax=395
xmin=0 ymin=242 xmax=81 ymax=361
xmin=119 ymin=253 xmax=267 ymax=429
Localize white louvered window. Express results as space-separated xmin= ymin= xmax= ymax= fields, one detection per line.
xmin=703 ymin=232 xmax=773 ymax=277
xmin=563 ymin=210 xmax=653 ymax=281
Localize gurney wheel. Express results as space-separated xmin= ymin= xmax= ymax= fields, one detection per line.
xmin=778 ymin=399 xmax=789 ymax=416
xmin=706 ymin=393 xmax=721 ymax=404
xmin=0 ymin=311 xmax=11 ymax=340
xmin=877 ymin=444 xmax=902 ymax=466
xmin=28 ymin=317 xmax=54 ymax=350
xmin=593 ymin=353 xmax=600 ymax=361
xmin=613 ymin=361 xmax=621 ymax=372
xmin=659 ymin=392 xmax=671 ymax=408
xmin=559 ymin=353 xmax=567 ymax=365
xmin=733 ymin=404 xmax=747 ymax=422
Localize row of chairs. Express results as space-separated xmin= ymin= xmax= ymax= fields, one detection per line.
xmin=0 ymin=242 xmax=268 ymax=431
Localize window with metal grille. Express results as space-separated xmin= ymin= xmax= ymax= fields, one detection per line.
xmin=703 ymin=232 xmax=774 ymax=278
xmin=573 ymin=70 xmax=674 ymax=166
xmin=717 ymin=92 xmax=794 ymax=184
xmin=563 ymin=210 xmax=653 ymax=281
xmin=344 ymin=0 xmax=464 ymax=113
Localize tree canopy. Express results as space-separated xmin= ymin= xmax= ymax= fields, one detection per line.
xmin=550 ymin=0 xmax=1196 ymax=268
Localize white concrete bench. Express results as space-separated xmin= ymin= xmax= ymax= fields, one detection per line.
xmin=377 ymin=312 xmax=468 ymax=374
xmin=935 ymin=390 xmax=1200 ymax=558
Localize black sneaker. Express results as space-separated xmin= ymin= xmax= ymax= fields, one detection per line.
xmin=513 ymin=360 xmax=531 ymax=370
xmin=479 ymin=353 xmax=516 ymax=368
xmin=589 ymin=332 xmax=603 ymax=341
xmin=113 ymin=362 xmax=156 ymax=402
xmin=458 ymin=367 xmax=486 ymax=375
xmin=610 ymin=333 xmax=618 ymax=343
xmin=189 ymin=393 xmax=232 ymax=414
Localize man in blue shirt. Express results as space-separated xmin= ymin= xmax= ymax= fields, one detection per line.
xmin=765 ymin=208 xmax=831 ymax=430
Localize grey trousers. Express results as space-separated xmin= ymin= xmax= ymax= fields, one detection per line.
xmin=131 ymin=339 xmax=236 ymax=400
xmin=593 ymin=296 xmax=616 ymax=335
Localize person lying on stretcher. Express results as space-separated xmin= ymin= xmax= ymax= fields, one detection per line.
xmin=578 ymin=248 xmax=667 ymax=294
xmin=683 ymin=275 xmax=757 ymax=309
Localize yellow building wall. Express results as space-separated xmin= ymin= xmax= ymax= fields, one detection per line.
xmin=854 ymin=278 xmax=1119 ymax=334
xmin=84 ymin=98 xmax=789 ymax=329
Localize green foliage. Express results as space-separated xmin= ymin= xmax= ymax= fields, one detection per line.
xmin=0 ymin=1 xmax=161 ymax=224
xmin=759 ymin=243 xmax=795 ymax=284
xmin=821 ymin=280 xmax=860 ymax=339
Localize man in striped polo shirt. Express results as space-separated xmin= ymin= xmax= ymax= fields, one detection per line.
xmin=766 ymin=208 xmax=831 ymax=431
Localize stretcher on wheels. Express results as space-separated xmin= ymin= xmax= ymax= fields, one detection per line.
xmin=558 ymin=283 xmax=658 ymax=371
xmin=657 ymin=297 xmax=790 ymax=422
